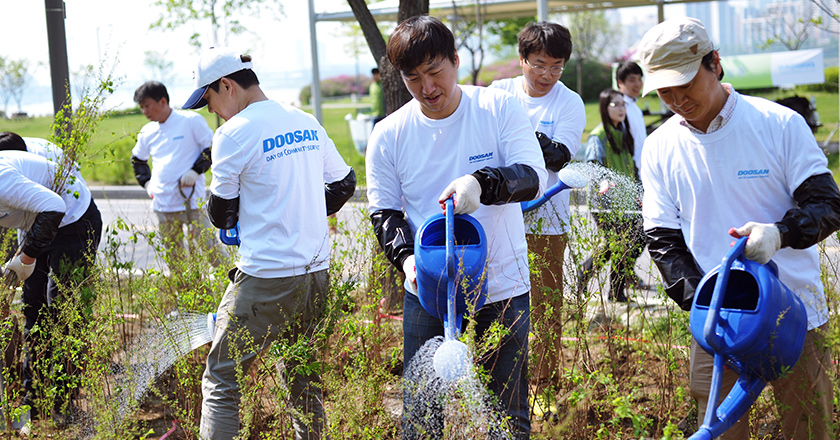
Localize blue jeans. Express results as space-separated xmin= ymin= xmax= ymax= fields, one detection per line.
xmin=402 ymin=291 xmax=530 ymax=439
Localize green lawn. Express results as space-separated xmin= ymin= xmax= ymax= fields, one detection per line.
xmin=1 ymin=90 xmax=836 ymax=186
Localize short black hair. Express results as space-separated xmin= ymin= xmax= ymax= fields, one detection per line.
xmin=701 ymin=50 xmax=725 ymax=81
xmin=134 ymin=81 xmax=169 ymax=104
xmin=386 ymin=16 xmax=457 ymax=74
xmin=616 ymin=61 xmax=643 ymax=83
xmin=371 ymin=68 xmax=380 ymax=75
xmin=208 ymin=55 xmax=260 ymax=92
xmin=0 ymin=132 xmax=27 ymax=152
xmin=518 ymin=21 xmax=572 ymax=62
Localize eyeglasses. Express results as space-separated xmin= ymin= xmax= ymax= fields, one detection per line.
xmin=608 ymin=102 xmax=626 ymax=108
xmin=524 ymin=59 xmax=565 ymax=76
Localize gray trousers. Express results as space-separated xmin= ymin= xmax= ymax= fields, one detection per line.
xmin=199 ymin=269 xmax=329 ymax=440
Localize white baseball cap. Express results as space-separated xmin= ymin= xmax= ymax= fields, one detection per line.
xmin=638 ymin=17 xmax=714 ymax=96
xmin=183 ymin=47 xmax=253 ymax=109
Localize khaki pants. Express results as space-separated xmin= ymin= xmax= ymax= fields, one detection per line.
xmin=527 ymin=233 xmax=567 ymax=385
xmin=200 ymin=269 xmax=329 ymax=440
xmin=691 ymin=323 xmax=834 ymax=440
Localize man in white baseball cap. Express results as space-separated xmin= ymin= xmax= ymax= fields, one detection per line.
xmin=638 ymin=17 xmax=838 ymax=440
xmin=187 ymin=47 xmax=357 ymax=440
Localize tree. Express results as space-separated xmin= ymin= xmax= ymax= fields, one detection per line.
xmin=346 ymin=0 xmax=429 ymax=115
xmin=449 ymin=0 xmax=487 ymax=85
xmin=561 ymin=10 xmax=614 ymax=95
xmin=0 ymin=56 xmax=9 ymax=118
xmin=758 ymin=7 xmax=818 ymax=51
xmin=486 ymin=17 xmax=533 ymax=59
xmin=151 ymin=0 xmax=284 ymax=49
xmin=1 ymin=59 xmax=32 ymax=115
xmin=144 ymin=50 xmax=176 ymax=85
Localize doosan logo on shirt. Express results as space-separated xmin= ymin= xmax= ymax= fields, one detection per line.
xmin=737 ymin=168 xmax=770 ymax=179
xmin=469 ymin=152 xmax=493 ymax=164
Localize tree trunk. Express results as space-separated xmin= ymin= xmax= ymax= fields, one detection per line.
xmin=346 ymin=0 xmax=428 ymax=115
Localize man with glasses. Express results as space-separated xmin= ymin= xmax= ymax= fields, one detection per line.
xmin=489 ymin=21 xmax=586 ymax=422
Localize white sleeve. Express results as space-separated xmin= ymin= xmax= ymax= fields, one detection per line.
xmin=0 ymin=166 xmax=66 ymax=216
xmin=132 ymin=127 xmax=151 ymax=161
xmin=191 ymin=113 xmax=214 ymax=151
xmin=365 ymin=124 xmax=403 ymax=212
xmin=640 ymin=136 xmax=680 ymax=231
xmin=781 ymin=110 xmax=831 ymax=193
xmin=208 ymin=132 xmax=243 ymax=200
xmin=498 ymin=95 xmax=548 ymax=195
xmin=320 ymin=125 xmax=351 ymax=183
xmin=551 ymin=93 xmax=586 ymax=156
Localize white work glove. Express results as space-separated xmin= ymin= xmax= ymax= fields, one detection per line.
xmin=4 ymin=254 xmax=36 ymax=282
xmin=439 ymin=174 xmax=482 ymax=215
xmin=729 ymin=222 xmax=781 ymax=265
xmin=144 ymin=182 xmax=154 ymax=199
xmin=180 ymin=169 xmax=200 ymax=187
xmin=402 ymin=255 xmax=417 ymax=291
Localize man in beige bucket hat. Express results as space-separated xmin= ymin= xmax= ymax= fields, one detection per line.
xmin=638 ymin=17 xmax=838 ymax=440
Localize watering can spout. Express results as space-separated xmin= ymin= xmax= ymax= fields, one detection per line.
xmin=521 ymin=166 xmax=587 ymax=213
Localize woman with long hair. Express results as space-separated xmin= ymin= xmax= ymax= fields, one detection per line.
xmin=577 ymin=88 xmax=646 ymax=302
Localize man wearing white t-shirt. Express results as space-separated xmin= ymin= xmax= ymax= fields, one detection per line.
xmin=182 ymin=48 xmax=356 ymax=440
xmin=367 ymin=16 xmax=547 ymax=439
xmin=616 ymin=61 xmax=646 ymax=171
xmin=131 ymin=81 xmax=215 ymax=263
xmin=0 ymin=144 xmax=102 ymax=422
xmin=488 ymin=21 xmax=584 ymax=420
xmin=639 ymin=18 xmax=839 ymax=440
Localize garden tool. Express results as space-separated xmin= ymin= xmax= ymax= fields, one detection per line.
xmin=414 ymin=198 xmax=487 ymax=381
xmin=687 ymin=237 xmax=807 ymax=440
xmin=521 ymin=166 xmax=588 ymax=213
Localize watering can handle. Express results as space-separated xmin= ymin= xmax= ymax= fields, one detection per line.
xmin=444 ymin=198 xmax=458 ymax=341
xmin=703 ymin=237 xmax=748 ymax=352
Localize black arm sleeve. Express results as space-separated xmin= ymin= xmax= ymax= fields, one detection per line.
xmin=208 ymin=194 xmax=239 ymax=229
xmin=471 ymin=164 xmax=540 ymax=205
xmin=325 ymin=168 xmax=356 ymax=216
xmin=131 ymin=156 xmax=152 ymax=188
xmin=21 ymin=211 xmax=65 ymax=258
xmin=370 ymin=209 xmax=414 ymax=271
xmin=191 ymin=148 xmax=212 ymax=174
xmin=776 ymin=172 xmax=840 ymax=249
xmin=646 ymin=227 xmax=704 ymax=311
xmin=535 ymin=131 xmax=572 ymax=173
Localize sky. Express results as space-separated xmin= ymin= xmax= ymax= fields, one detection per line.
xmin=3 ymin=0 xmax=376 ymax=116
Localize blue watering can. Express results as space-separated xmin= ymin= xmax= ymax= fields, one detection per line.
xmin=219 ymin=224 xmax=240 ymax=246
xmin=688 ymin=237 xmax=807 ymax=440
xmin=521 ymin=166 xmax=588 ymax=213
xmin=415 ymin=199 xmax=488 ymax=382
xmin=415 ymin=199 xmax=488 ymax=340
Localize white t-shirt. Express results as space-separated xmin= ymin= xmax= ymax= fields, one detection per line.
xmin=210 ymin=99 xmax=351 ymax=279
xmin=366 ymin=85 xmax=548 ymax=304
xmin=132 ymin=109 xmax=214 ymax=212
xmin=0 ymin=150 xmax=91 ymax=230
xmin=623 ymin=94 xmax=646 ymax=170
xmin=641 ymin=91 xmax=830 ymax=330
xmin=23 ymin=137 xmax=90 ymax=193
xmin=489 ymin=76 xmax=585 ymax=235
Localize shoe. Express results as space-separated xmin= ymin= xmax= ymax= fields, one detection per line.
xmin=530 ymin=392 xmax=559 ymax=422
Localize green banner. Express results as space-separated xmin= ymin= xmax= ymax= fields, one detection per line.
xmin=721 ymin=53 xmax=774 ymax=89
